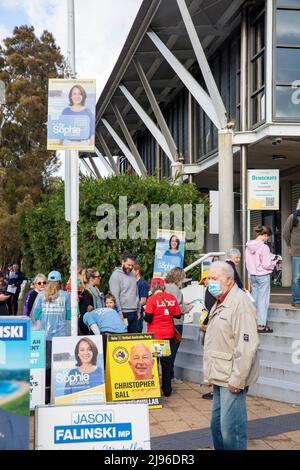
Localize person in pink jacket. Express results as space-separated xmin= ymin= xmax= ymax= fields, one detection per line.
xmin=245 ymin=225 xmax=279 ymax=333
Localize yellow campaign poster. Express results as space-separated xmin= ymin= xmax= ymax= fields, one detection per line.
xmin=106 ymin=333 xmax=162 ymax=409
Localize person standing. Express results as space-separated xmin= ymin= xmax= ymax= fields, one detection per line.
xmin=144 ymin=278 xmax=181 ymax=397
xmin=283 ymin=199 xmax=300 ymax=306
xmin=0 ymin=272 xmax=10 ymax=315
xmin=32 ymin=271 xmax=71 ymax=403
xmin=226 ymin=248 xmax=244 ymax=289
xmin=109 ymin=253 xmax=140 ymax=333
xmin=7 ymin=264 xmax=23 ymax=315
xmin=23 ymin=273 xmax=47 ymax=317
xmin=204 ymin=261 xmax=259 ymax=450
xmin=79 ymin=268 xmax=104 ymax=335
xmin=164 ymin=267 xmax=192 ymax=384
xmin=245 ymin=225 xmax=279 ymax=333
xmin=133 ymin=263 xmax=150 ymax=333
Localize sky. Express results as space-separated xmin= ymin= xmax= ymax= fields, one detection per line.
xmin=0 ymin=0 xmax=143 ymax=177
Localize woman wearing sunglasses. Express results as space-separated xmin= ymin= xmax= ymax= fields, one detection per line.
xmin=23 ymin=273 xmax=47 ymax=317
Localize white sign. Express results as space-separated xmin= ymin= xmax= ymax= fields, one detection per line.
xmin=181 ymin=284 xmax=204 ymax=326
xmin=209 ymin=191 xmax=219 ymax=234
xmin=35 ymin=403 xmax=151 ymax=450
xmin=30 ymin=331 xmax=45 ymax=410
xmin=248 ymin=169 xmax=279 ymax=210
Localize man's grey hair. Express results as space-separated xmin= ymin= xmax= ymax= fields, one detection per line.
xmin=226 ymin=248 xmax=241 ymax=258
xmin=209 ymin=261 xmax=234 ymax=279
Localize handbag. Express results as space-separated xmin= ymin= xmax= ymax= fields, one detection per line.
xmin=157 ymin=293 xmax=182 ymax=343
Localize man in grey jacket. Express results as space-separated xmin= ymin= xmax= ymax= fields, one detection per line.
xmin=204 ymin=261 xmax=259 ymax=450
xmin=109 ymin=253 xmax=140 ymax=333
xmin=283 ymin=199 xmax=300 ymax=306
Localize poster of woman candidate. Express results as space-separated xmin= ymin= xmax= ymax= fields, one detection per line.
xmin=47 ymin=79 xmax=96 ymax=151
xmin=153 ymin=229 xmax=186 ymax=278
xmin=0 ymin=317 xmax=31 ymax=450
xmin=52 ymin=336 xmax=105 ymax=405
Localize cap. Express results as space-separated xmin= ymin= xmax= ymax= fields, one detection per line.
xmin=150 ymin=277 xmax=165 ymax=288
xmin=199 ymin=271 xmax=208 ymax=284
xmin=48 ymin=271 xmax=62 ymax=282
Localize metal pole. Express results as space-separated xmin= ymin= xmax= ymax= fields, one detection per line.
xmin=240 ymin=4 xmax=248 ymax=286
xmin=67 ymin=0 xmax=78 ymax=336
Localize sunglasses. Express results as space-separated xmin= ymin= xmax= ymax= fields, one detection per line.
xmin=93 ymin=275 xmax=101 ymax=278
xmin=37 ymin=281 xmax=47 ymax=286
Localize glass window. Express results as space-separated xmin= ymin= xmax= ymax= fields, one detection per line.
xmin=276 ymin=48 xmax=300 ymax=83
xmin=275 ymin=86 xmax=300 ymax=117
xmin=253 ymin=56 xmax=265 ymax=91
xmin=277 ymin=0 xmax=300 ymax=7
xmin=277 ymin=10 xmax=300 ymax=45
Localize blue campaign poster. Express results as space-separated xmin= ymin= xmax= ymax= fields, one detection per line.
xmin=30 ymin=331 xmax=45 ymax=410
xmin=47 ymin=79 xmax=96 ymax=151
xmin=153 ymin=230 xmax=186 ymax=278
xmin=0 ymin=317 xmax=31 ymax=450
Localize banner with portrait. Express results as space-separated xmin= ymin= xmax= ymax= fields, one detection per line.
xmin=30 ymin=330 xmax=45 ymax=410
xmin=52 ymin=336 xmax=105 ymax=405
xmin=153 ymin=229 xmax=186 ymax=278
xmin=47 ymin=79 xmax=96 ymax=151
xmin=0 ymin=317 xmax=31 ymax=450
xmin=106 ymin=333 xmax=161 ymax=409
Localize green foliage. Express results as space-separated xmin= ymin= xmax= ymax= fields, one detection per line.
xmin=0 ymin=26 xmax=64 ymax=265
xmin=20 ymin=175 xmax=209 ymax=288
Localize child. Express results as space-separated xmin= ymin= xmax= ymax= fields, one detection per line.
xmin=83 ymin=293 xmax=127 ymax=367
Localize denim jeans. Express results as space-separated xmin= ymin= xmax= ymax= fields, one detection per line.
xmin=250 ymin=274 xmax=270 ymax=326
xmin=211 ymin=385 xmax=248 ymax=450
xmin=292 ymin=257 xmax=300 ymax=304
xmin=123 ymin=311 xmax=138 ymax=333
xmin=170 ymin=324 xmax=183 ymax=379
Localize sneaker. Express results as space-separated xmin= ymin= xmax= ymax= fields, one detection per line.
xmin=202 ymin=392 xmax=213 ymax=400
xmin=172 ymin=377 xmax=183 ymax=384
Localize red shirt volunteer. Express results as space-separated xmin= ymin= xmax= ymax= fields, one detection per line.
xmin=145 ymin=290 xmax=181 ymax=339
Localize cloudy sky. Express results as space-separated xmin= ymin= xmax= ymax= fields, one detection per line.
xmin=0 ymin=0 xmax=143 ymax=176
xmin=0 ymin=0 xmax=143 ymax=97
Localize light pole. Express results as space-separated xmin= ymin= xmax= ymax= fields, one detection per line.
xmin=66 ymin=0 xmax=79 ymax=336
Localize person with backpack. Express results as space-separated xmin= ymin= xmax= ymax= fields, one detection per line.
xmin=79 ymin=268 xmax=104 ymax=335
xmin=283 ymin=199 xmax=300 ymax=307
xmin=32 ymin=271 xmax=71 ymax=403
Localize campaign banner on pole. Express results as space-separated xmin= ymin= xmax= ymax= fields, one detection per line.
xmin=106 ymin=334 xmax=161 ymax=409
xmin=47 ymin=79 xmax=96 ymax=151
xmin=248 ymin=169 xmax=279 ymax=210
xmin=0 ymin=317 xmax=30 ymax=450
xmin=30 ymin=330 xmax=45 ymax=410
xmin=52 ymin=336 xmax=105 ymax=405
xmin=153 ymin=229 xmax=186 ymax=278
xmin=35 ymin=403 xmax=150 ymax=450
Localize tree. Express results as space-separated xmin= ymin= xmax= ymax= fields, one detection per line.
xmin=20 ymin=175 xmax=209 ymax=286
xmin=0 ymin=26 xmax=64 ymax=264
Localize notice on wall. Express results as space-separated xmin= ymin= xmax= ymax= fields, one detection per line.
xmin=248 ymin=169 xmax=279 ymax=210
xmin=30 ymin=330 xmax=45 ymax=410
xmin=35 ymin=402 xmax=151 ymax=450
xmin=106 ymin=333 xmax=161 ymax=409
xmin=52 ymin=336 xmax=105 ymax=405
xmin=0 ymin=317 xmax=31 ymax=450
xmin=47 ymin=78 xmax=96 ymax=151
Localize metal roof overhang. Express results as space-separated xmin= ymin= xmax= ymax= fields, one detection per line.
xmin=93 ymin=0 xmax=245 ymax=160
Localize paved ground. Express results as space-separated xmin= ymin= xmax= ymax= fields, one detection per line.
xmin=149 ymin=381 xmax=300 ymax=450
xmin=30 ymin=380 xmax=300 ymax=450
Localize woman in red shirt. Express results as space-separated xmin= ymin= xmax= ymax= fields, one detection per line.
xmin=144 ymin=278 xmax=181 ymax=397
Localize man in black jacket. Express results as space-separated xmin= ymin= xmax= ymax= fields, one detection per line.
xmin=7 ymin=264 xmax=23 ymax=315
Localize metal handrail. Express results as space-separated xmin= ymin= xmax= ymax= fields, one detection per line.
xmin=184 ymin=252 xmax=226 ymax=273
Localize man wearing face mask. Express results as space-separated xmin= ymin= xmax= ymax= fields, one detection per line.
xmin=203 ymin=261 xmax=259 ymax=451
xmin=109 ymin=252 xmax=140 ymax=333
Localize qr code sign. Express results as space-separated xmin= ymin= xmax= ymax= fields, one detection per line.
xmin=265 ymin=197 xmax=275 ymax=207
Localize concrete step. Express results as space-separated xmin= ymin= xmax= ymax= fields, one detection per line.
xmin=266 ymin=317 xmax=300 ymax=335
xmin=250 ymin=376 xmax=300 ymax=405
xmin=174 ymin=357 xmax=203 ymax=383
xmin=258 ymin=331 xmax=300 ymax=349
xmin=258 ymin=343 xmax=293 ymax=364
xmin=259 ymin=360 xmax=300 ymax=384
xmin=268 ymin=307 xmax=300 ymax=321
xmin=178 ymin=341 xmax=204 ymax=357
